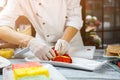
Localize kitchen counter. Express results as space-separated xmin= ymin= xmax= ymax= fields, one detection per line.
xmin=0 ymin=49 xmax=120 ymax=80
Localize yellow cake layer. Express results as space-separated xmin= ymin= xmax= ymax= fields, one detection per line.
xmin=13 ymin=67 xmax=49 ymax=80
xmin=0 ymin=49 xmax=14 ymax=58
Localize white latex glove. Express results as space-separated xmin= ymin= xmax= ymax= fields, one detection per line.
xmin=55 ymin=39 xmax=70 ymax=55
xmin=27 ymin=38 xmax=55 ymax=60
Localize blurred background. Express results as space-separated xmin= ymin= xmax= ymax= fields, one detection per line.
xmin=81 ymin=0 xmax=120 ymax=49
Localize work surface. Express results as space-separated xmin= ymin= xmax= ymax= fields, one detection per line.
xmin=0 ymin=49 xmax=120 ymax=80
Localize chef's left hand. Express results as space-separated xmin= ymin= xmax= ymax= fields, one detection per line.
xmin=55 ymin=39 xmax=69 ymax=55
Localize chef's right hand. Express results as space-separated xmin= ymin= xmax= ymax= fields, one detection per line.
xmin=27 ymin=38 xmax=56 ymax=60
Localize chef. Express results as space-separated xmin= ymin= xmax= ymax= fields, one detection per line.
xmin=0 ymin=0 xmax=83 ymax=60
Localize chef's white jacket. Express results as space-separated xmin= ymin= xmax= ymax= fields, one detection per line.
xmin=0 ymin=0 xmax=84 ymax=51
xmin=0 ymin=0 xmax=7 ymax=7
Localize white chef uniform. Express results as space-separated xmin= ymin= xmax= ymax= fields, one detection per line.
xmin=0 ymin=0 xmax=84 ymax=53
xmin=0 ymin=0 xmax=7 ymax=7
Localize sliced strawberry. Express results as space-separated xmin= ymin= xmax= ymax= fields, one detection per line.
xmin=117 ymin=62 xmax=120 ymax=68
xmin=52 ymin=55 xmax=72 ymax=63
xmin=61 ymin=56 xmax=72 ymax=63
xmin=52 ymin=56 xmax=61 ymax=61
xmin=51 ymin=47 xmax=72 ymax=63
xmin=63 ymin=54 xmax=70 ymax=57
xmin=52 ymin=47 xmax=59 ymax=56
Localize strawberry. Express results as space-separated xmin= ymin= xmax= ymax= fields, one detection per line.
xmin=63 ymin=53 xmax=70 ymax=57
xmin=117 ymin=62 xmax=120 ymax=68
xmin=52 ymin=56 xmax=72 ymax=63
xmin=52 ymin=47 xmax=59 ymax=56
xmin=51 ymin=47 xmax=72 ymax=63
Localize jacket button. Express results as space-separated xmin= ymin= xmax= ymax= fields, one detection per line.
xmin=43 ymin=22 xmax=45 ymax=25
xmin=65 ymin=16 xmax=68 ymax=18
xmin=47 ymin=35 xmax=49 ymax=37
xmin=36 ymin=13 xmax=39 ymax=16
xmin=36 ymin=13 xmax=42 ymax=18
xmin=39 ymin=3 xmax=42 ymax=5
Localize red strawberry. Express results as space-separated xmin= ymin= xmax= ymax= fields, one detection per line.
xmin=52 ymin=56 xmax=72 ymax=63
xmin=117 ymin=62 xmax=120 ymax=68
xmin=63 ymin=54 xmax=70 ymax=57
xmin=51 ymin=47 xmax=72 ymax=63
xmin=52 ymin=47 xmax=59 ymax=56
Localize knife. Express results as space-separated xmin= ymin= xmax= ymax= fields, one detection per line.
xmin=14 ymin=47 xmax=30 ymax=57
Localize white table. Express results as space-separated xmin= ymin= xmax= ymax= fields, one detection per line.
xmin=0 ymin=49 xmax=120 ymax=80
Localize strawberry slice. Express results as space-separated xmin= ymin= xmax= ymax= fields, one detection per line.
xmin=117 ymin=62 xmax=120 ymax=68
xmin=63 ymin=54 xmax=70 ymax=57
xmin=52 ymin=47 xmax=72 ymax=63
xmin=52 ymin=56 xmax=72 ymax=63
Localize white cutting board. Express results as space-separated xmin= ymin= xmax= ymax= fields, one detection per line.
xmin=68 ymin=46 xmax=96 ymax=59
xmin=25 ymin=56 xmax=107 ymax=71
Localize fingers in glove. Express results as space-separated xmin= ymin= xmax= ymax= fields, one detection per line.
xmin=49 ymin=49 xmax=56 ymax=57
xmin=35 ymin=53 xmax=49 ymax=61
xmin=55 ymin=44 xmax=59 ymax=51
xmin=55 ymin=43 xmax=62 ymax=55
xmin=36 ymin=51 xmax=51 ymax=61
xmin=37 ymin=55 xmax=43 ymax=60
xmin=61 ymin=47 xmax=67 ymax=54
xmin=45 ymin=51 xmax=55 ymax=60
xmin=58 ymin=43 xmax=63 ymax=55
xmin=34 ymin=52 xmax=43 ymax=60
xmin=46 ymin=53 xmax=53 ymax=60
xmin=59 ymin=43 xmax=62 ymax=54
xmin=42 ymin=55 xmax=49 ymax=61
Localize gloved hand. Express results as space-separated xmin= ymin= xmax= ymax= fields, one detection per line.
xmin=27 ymin=38 xmax=55 ymax=60
xmin=55 ymin=39 xmax=70 ymax=55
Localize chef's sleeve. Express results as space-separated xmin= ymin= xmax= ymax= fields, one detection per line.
xmin=66 ymin=0 xmax=83 ymax=30
xmin=0 ymin=0 xmax=23 ymax=29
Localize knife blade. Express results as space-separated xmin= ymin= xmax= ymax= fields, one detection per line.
xmin=14 ymin=47 xmax=30 ymax=57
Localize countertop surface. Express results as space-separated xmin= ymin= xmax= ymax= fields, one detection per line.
xmin=0 ymin=49 xmax=120 ymax=80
